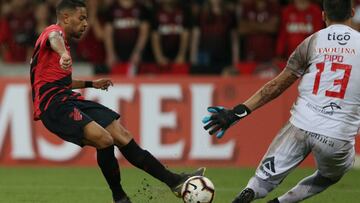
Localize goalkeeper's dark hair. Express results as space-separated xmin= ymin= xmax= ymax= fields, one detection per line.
xmin=323 ymin=0 xmax=352 ymax=22
xmin=56 ymin=0 xmax=86 ymax=15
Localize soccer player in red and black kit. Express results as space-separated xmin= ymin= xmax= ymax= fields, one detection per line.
xmin=30 ymin=1 xmax=205 ymax=202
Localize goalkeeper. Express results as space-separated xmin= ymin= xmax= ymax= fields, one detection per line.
xmin=203 ymin=0 xmax=357 ymax=202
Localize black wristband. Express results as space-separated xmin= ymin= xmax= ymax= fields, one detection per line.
xmin=233 ymin=104 xmax=251 ymax=115
xmin=84 ymin=81 xmax=93 ymax=88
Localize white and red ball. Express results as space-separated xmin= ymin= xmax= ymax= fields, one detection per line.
xmin=181 ymin=176 xmax=215 ymax=203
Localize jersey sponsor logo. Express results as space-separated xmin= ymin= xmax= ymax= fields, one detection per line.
xmin=158 ymin=24 xmax=184 ymax=35
xmin=327 ymin=32 xmax=351 ymax=45
xmin=305 ymin=131 xmax=335 ymax=147
xmin=317 ymin=47 xmax=356 ymax=55
xmin=306 ymin=102 xmax=341 ymax=116
xmin=113 ymin=18 xmax=140 ymax=29
xmin=322 ymin=102 xmax=342 ymax=111
xmin=69 ymin=107 xmax=83 ymax=121
xmin=287 ymin=22 xmax=313 ymax=33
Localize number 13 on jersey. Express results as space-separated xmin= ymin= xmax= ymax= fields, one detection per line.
xmin=312 ymin=62 xmax=352 ymax=99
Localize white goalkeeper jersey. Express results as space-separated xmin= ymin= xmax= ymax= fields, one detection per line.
xmin=287 ymin=24 xmax=360 ymax=141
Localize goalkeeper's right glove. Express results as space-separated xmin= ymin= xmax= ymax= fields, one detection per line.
xmin=202 ymin=104 xmax=251 ymax=138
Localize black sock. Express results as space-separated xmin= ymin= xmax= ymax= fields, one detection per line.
xmin=119 ymin=139 xmax=181 ymax=187
xmin=97 ymin=145 xmax=127 ymax=201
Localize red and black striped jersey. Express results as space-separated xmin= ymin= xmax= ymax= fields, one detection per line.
xmin=30 ymin=24 xmax=83 ymax=120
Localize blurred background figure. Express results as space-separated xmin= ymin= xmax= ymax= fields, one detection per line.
xmin=190 ymin=0 xmax=239 ymax=75
xmin=34 ymin=2 xmax=51 ymax=38
xmin=104 ymin=0 xmax=151 ymax=75
xmin=276 ymin=0 xmax=323 ymax=60
xmin=352 ymin=0 xmax=360 ymax=31
xmin=149 ymin=0 xmax=192 ymax=75
xmin=238 ymin=0 xmax=280 ymax=63
xmin=0 ymin=0 xmax=35 ymax=63
xmin=0 ymin=0 xmax=11 ymax=17
xmin=0 ymin=0 xmax=329 ymax=75
xmin=76 ymin=0 xmax=112 ymax=74
xmin=45 ymin=0 xmax=60 ymax=24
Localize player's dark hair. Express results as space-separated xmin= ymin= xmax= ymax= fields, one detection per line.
xmin=56 ymin=0 xmax=86 ymax=15
xmin=323 ymin=0 xmax=352 ymax=22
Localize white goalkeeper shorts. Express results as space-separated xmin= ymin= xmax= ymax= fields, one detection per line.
xmin=255 ymin=122 xmax=355 ymax=184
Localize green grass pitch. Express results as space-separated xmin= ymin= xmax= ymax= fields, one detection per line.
xmin=0 ymin=167 xmax=359 ymax=203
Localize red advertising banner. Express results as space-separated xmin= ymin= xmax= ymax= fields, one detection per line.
xmin=0 ymin=76 xmax=359 ymax=167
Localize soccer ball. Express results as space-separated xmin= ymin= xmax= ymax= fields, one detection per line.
xmin=181 ymin=176 xmax=215 ymax=203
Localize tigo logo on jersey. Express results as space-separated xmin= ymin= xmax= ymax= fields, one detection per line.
xmin=327 ymin=32 xmax=351 ymax=45
xmin=69 ymin=108 xmax=83 ymax=121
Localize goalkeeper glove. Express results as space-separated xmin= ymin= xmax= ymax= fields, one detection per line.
xmin=202 ymin=104 xmax=251 ymax=138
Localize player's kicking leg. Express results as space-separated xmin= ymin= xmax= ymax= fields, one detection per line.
xmin=83 ymin=121 xmax=131 ymax=203
xmin=105 ymin=120 xmax=206 ymax=197
xmin=40 ymin=101 xmax=131 ymax=203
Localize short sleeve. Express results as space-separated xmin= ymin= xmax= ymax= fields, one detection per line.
xmin=40 ymin=26 xmax=64 ymax=49
xmin=285 ymin=34 xmax=316 ymax=77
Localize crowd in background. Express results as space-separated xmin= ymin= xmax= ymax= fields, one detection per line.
xmin=1 ymin=0 xmax=360 ymax=76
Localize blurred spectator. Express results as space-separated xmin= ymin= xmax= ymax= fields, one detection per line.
xmin=191 ymin=0 xmax=205 ymax=17
xmin=276 ymin=0 xmax=323 ymax=59
xmin=279 ymin=0 xmax=288 ymax=5
xmin=76 ymin=0 xmax=112 ymax=74
xmin=104 ymin=0 xmax=151 ymax=75
xmin=190 ymin=0 xmax=239 ymax=75
xmin=0 ymin=0 xmax=10 ymax=60
xmin=239 ymin=0 xmax=280 ymax=62
xmin=0 ymin=0 xmax=12 ymax=17
xmin=34 ymin=3 xmax=50 ymax=38
xmin=352 ymin=0 xmax=360 ymax=31
xmin=311 ymin=0 xmax=323 ymax=7
xmin=139 ymin=0 xmax=156 ymax=9
xmin=45 ymin=0 xmax=60 ymax=24
xmin=0 ymin=0 xmax=35 ymax=63
xmin=150 ymin=0 xmax=192 ymax=73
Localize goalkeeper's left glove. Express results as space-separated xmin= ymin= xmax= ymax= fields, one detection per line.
xmin=202 ymin=104 xmax=251 ymax=138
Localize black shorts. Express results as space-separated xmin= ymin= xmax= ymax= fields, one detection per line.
xmin=40 ymin=99 xmax=120 ymax=147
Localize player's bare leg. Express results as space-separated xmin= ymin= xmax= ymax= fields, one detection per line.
xmin=105 ymin=120 xmax=206 ymax=197
xmin=83 ymin=121 xmax=114 ymax=148
xmin=83 ymin=121 xmax=130 ymax=203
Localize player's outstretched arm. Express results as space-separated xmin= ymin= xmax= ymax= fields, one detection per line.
xmin=244 ymin=68 xmax=298 ymax=111
xmin=203 ymin=68 xmax=298 ymax=138
xmin=48 ymin=31 xmax=71 ymax=70
xmin=71 ymin=79 xmax=113 ymax=90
